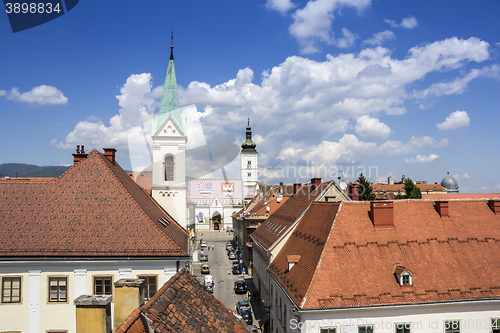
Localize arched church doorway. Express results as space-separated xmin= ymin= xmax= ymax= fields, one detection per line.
xmin=212 ymin=212 xmax=221 ymax=230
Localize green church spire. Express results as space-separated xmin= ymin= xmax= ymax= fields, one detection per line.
xmin=241 ymin=118 xmax=257 ymax=150
xmin=154 ymin=34 xmax=185 ymax=135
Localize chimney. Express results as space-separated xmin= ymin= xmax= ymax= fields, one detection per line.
xmin=72 ymin=145 xmax=88 ymax=165
xmin=74 ymin=295 xmax=112 ymax=333
xmin=370 ymin=201 xmax=394 ymax=227
xmin=103 ymin=148 xmax=117 ymax=165
xmin=287 ymin=255 xmax=300 ymax=271
xmin=435 ymin=201 xmax=449 ymax=218
xmin=113 ymin=279 xmax=145 ymax=331
xmin=348 ymin=182 xmax=360 ymax=201
xmin=293 ymin=183 xmax=302 ymax=195
xmin=488 ymin=200 xmax=500 ymax=215
xmin=311 ymin=177 xmax=322 ymax=192
xmin=279 ymin=182 xmax=283 ymax=193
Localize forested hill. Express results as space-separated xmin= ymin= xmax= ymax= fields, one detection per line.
xmin=0 ymin=163 xmax=70 ymax=178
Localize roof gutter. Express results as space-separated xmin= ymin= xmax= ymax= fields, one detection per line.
xmin=295 ymin=298 xmax=500 ymax=314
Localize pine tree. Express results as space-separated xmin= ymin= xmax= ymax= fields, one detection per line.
xmin=356 ymin=173 xmax=376 ymax=201
xmin=403 ymin=178 xmax=422 ymax=199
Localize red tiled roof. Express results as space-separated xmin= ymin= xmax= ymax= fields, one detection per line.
xmin=0 ymin=150 xmax=188 ymax=258
xmin=268 ymin=202 xmax=339 ymax=306
xmin=116 ymin=269 xmax=251 ymax=333
xmin=271 ymin=200 xmax=500 ymax=309
xmin=423 ymin=193 xmax=500 ymax=200
xmin=372 ymin=183 xmax=445 ymax=192
xmin=251 ymin=182 xmax=331 ymax=250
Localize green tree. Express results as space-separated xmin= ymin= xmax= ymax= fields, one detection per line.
xmin=394 ymin=190 xmax=404 ymax=200
xmin=403 ymin=178 xmax=422 ymax=199
xmin=356 ymin=173 xmax=376 ymax=201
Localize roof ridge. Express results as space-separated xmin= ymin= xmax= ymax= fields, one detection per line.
xmin=301 ymin=201 xmax=343 ymax=308
xmin=330 ymin=237 xmax=500 ymax=249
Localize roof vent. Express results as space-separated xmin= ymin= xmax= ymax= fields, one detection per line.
xmin=435 ymin=201 xmax=449 ymax=218
xmin=370 ymin=201 xmax=394 ymax=227
xmin=287 ymin=255 xmax=301 ymax=271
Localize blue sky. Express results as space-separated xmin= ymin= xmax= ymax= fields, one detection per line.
xmin=1 ymin=0 xmax=499 ymax=192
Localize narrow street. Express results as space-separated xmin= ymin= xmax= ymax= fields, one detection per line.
xmin=191 ymin=230 xmax=266 ymax=332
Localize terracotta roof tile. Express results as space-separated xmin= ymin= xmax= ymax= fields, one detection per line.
xmin=251 ymin=182 xmax=331 ymax=249
xmin=117 ymin=269 xmax=251 ymax=333
xmin=0 ymin=150 xmax=188 ymax=258
xmin=271 ymin=200 xmax=500 ymax=309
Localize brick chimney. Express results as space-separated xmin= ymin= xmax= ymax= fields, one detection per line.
xmin=435 ymin=201 xmax=449 ymax=218
xmin=74 ymin=295 xmax=112 ymax=333
xmin=488 ymin=199 xmax=500 ymax=215
xmin=370 ymin=201 xmax=394 ymax=227
xmin=311 ymin=177 xmax=322 ymax=192
xmin=72 ymin=145 xmax=88 ymax=165
xmin=348 ymin=182 xmax=360 ymax=201
xmin=293 ymin=183 xmax=302 ymax=195
xmin=103 ymin=148 xmax=117 ymax=165
xmin=113 ymin=279 xmax=145 ymax=330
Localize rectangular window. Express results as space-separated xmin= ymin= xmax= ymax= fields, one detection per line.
xmin=320 ymin=329 xmax=336 ymax=333
xmin=279 ymin=298 xmax=282 ymax=323
xmin=138 ymin=275 xmax=157 ymax=300
xmin=492 ymin=319 xmax=500 ymax=333
xmin=402 ymin=275 xmax=410 ymax=285
xmin=395 ymin=323 xmax=411 ymax=333
xmin=358 ymin=326 xmax=373 ymax=333
xmin=94 ymin=276 xmax=112 ymax=295
xmin=283 ymin=304 xmax=287 ymax=332
xmin=49 ymin=277 xmax=67 ymax=302
xmin=2 ymin=276 xmax=21 ymax=303
xmin=445 ymin=320 xmax=460 ymax=333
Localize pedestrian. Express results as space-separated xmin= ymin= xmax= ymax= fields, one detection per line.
xmin=212 ymin=244 xmax=214 ymax=251
xmin=208 ymin=245 xmax=210 ymax=250
xmin=246 ymin=290 xmax=251 ymax=302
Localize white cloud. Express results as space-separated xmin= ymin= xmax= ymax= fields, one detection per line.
xmin=288 ymin=0 xmax=371 ymax=53
xmin=363 ymin=30 xmax=395 ymax=46
xmin=336 ymin=28 xmax=358 ymax=48
xmin=1 ymin=85 xmax=68 ymax=105
xmin=405 ymin=153 xmax=439 ymax=164
xmin=495 ymin=184 xmax=500 ymax=191
xmin=266 ymin=0 xmax=295 ymax=13
xmin=378 ymin=136 xmax=448 ymax=156
xmin=355 ymin=115 xmax=391 ymax=138
xmin=56 ymin=37 xmax=491 ymax=182
xmin=401 ymin=15 xmax=418 ymax=29
xmin=436 ymin=110 xmax=470 ymax=131
xmin=384 ymin=15 xmax=418 ymax=29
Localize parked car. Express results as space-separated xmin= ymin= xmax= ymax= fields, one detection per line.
xmin=232 ymin=265 xmax=241 ymax=274
xmin=234 ymin=280 xmax=248 ymax=294
xmin=248 ymin=325 xmax=260 ymax=333
xmin=200 ymin=254 xmax=208 ymax=261
xmin=229 ymin=252 xmax=237 ymax=260
xmin=201 ymin=241 xmax=208 ymax=248
xmin=204 ymin=282 xmax=214 ymax=293
xmin=240 ymin=310 xmax=252 ymax=325
xmin=227 ymin=226 xmax=234 ymax=232
xmin=204 ymin=275 xmax=214 ymax=285
xmin=236 ymin=300 xmax=251 ymax=315
xmin=201 ymin=264 xmax=210 ymax=274
xmin=226 ymin=242 xmax=232 ymax=250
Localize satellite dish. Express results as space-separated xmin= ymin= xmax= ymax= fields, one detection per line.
xmin=266 ymin=206 xmax=270 ymax=212
xmin=340 ymin=182 xmax=347 ymax=191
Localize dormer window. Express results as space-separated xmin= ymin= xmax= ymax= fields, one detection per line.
xmin=392 ymin=264 xmax=412 ymax=286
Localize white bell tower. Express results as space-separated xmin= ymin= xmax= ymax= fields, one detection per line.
xmin=240 ymin=119 xmax=258 ymax=190
xmin=151 ymin=42 xmax=187 ymax=229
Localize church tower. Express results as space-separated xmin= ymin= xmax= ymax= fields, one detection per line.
xmin=240 ymin=119 xmax=258 ymax=191
xmin=151 ymin=41 xmax=187 ymax=229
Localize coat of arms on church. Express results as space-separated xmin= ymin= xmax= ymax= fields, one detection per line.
xmin=198 ymin=182 xmax=212 ymax=197
xmin=221 ymin=183 xmax=234 ymax=197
